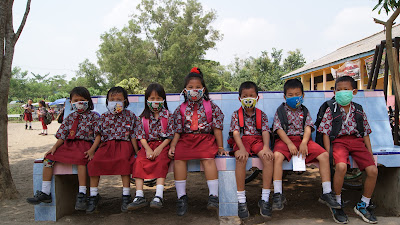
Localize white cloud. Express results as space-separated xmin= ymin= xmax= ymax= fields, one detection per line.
xmin=103 ymin=0 xmax=140 ymax=30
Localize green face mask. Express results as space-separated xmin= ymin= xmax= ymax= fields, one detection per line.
xmin=335 ymin=90 xmax=354 ymax=106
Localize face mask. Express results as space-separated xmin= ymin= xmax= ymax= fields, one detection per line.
xmin=335 ymin=90 xmax=354 ymax=106
xmin=240 ymin=97 xmax=258 ymax=109
xmin=185 ymin=88 xmax=204 ymax=101
xmin=147 ymin=100 xmax=164 ymax=112
xmin=107 ymin=101 xmax=124 ymax=114
xmin=285 ymin=96 xmax=303 ymax=109
xmin=71 ymin=101 xmax=89 ymax=113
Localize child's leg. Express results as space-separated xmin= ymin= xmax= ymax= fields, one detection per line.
xmin=316 ymin=152 xmax=330 ymax=183
xmin=235 ymin=158 xmax=247 ymax=192
xmin=154 ymin=178 xmax=165 ymax=200
xmin=77 ymin=165 xmax=87 ymax=194
xmin=362 ymin=165 xmax=378 ymax=200
xmin=42 ymin=159 xmax=55 ymax=195
xmin=333 ymin=163 xmax=347 ymax=200
xmin=89 ymin=176 xmax=100 ymax=196
xmin=273 ymin=151 xmax=285 ymax=194
xmin=201 ymin=159 xmax=218 ymax=196
xmin=121 ymin=175 xmax=130 ymax=195
xmin=174 ymin=160 xmax=188 ymax=198
xmin=257 ymin=151 xmax=273 ymax=202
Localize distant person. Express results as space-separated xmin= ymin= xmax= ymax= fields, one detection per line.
xmin=37 ymin=100 xmax=48 ymax=135
xmin=27 ymin=87 xmax=99 ymax=212
xmin=24 ymin=99 xmax=34 ymax=130
xmin=330 ymin=87 xmax=335 ymax=91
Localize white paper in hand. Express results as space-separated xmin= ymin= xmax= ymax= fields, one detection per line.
xmin=292 ymin=155 xmax=306 ymax=171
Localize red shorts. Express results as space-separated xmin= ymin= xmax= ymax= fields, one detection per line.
xmin=332 ymin=135 xmax=375 ymax=171
xmin=232 ymin=135 xmax=264 ymax=155
xmin=132 ymin=140 xmax=171 ymax=179
xmin=174 ymin=133 xmax=218 ymax=160
xmin=39 ymin=117 xmax=47 ymax=129
xmin=274 ymin=136 xmax=326 ymax=163
xmin=24 ymin=113 xmax=32 ymax=122
xmin=46 ymin=139 xmax=92 ymax=165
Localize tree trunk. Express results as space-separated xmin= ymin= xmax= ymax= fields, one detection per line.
xmin=0 ymin=0 xmax=31 ymax=200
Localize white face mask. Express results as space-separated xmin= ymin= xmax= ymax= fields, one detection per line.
xmin=71 ymin=101 xmax=89 ymax=113
xmin=147 ymin=100 xmax=164 ymax=112
xmin=107 ymin=101 xmax=124 ymax=114
xmin=185 ymin=88 xmax=204 ymax=101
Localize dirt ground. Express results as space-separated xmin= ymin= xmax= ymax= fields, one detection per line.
xmin=1 ymin=121 xmax=400 ymax=225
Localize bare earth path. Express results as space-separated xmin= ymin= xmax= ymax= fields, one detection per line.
xmin=1 ymin=122 xmax=400 ymax=224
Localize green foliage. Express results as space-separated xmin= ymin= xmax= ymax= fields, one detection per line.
xmin=7 ymin=103 xmax=24 ymax=115
xmin=374 ymin=0 xmax=400 ymax=14
xmin=116 ymin=77 xmax=146 ymax=94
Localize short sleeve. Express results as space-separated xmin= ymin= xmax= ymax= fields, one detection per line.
xmin=55 ymin=114 xmax=71 ymax=140
xmin=261 ymin=111 xmax=270 ymax=132
xmin=317 ymin=107 xmax=333 ymax=136
xmin=229 ymin=112 xmax=239 ymax=133
xmin=272 ymin=111 xmax=283 ymax=132
xmin=362 ymin=111 xmax=372 ymax=136
xmin=211 ymin=102 xmax=224 ymax=130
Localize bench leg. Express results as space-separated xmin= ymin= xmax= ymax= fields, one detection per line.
xmin=33 ymin=164 xmax=57 ymax=221
xmin=373 ymin=166 xmax=400 ymax=216
xmin=218 ymin=171 xmax=238 ymax=217
xmin=55 ymin=175 xmax=79 ymax=220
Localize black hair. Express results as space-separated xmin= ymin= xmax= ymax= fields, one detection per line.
xmin=70 ymin=87 xmax=94 ymax=111
xmin=140 ymin=83 xmax=169 ymax=119
xmin=183 ymin=67 xmax=210 ymax=102
xmin=284 ymin=79 xmax=304 ymax=95
xmin=39 ymin=100 xmax=46 ymax=108
xmin=335 ymin=76 xmax=357 ymax=89
xmin=239 ymin=81 xmax=258 ymax=96
xmin=106 ymin=86 xmax=129 ymax=108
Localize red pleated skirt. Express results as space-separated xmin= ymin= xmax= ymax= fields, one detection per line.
xmin=88 ymin=140 xmax=134 ymax=176
xmin=174 ymin=133 xmax=218 ymax=160
xmin=39 ymin=117 xmax=47 ymax=129
xmin=24 ymin=113 xmax=32 ymax=122
xmin=46 ymin=139 xmax=92 ymax=165
xmin=132 ymin=141 xmax=171 ymax=179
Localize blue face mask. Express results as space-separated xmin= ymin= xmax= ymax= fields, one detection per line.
xmin=286 ymin=96 xmax=303 ymax=109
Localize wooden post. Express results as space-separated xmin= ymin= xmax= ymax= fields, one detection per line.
xmin=311 ymin=73 xmax=315 ymax=90
xmin=323 ymin=70 xmax=327 ymax=90
xmin=359 ymin=58 xmax=365 ymax=90
xmin=301 ymin=74 xmax=304 ymax=83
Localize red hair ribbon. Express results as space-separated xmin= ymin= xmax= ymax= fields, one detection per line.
xmin=190 ymin=67 xmax=200 ymax=74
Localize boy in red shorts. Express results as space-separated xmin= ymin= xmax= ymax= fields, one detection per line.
xmin=229 ymin=81 xmax=274 ymax=219
xmin=318 ymin=76 xmax=378 ymax=224
xmin=272 ymin=79 xmax=340 ymax=213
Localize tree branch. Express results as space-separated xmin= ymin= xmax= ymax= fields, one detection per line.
xmin=14 ymin=0 xmax=31 ymax=43
xmin=373 ymin=18 xmax=387 ymax=25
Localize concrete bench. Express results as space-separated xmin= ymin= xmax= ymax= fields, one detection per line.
xmin=32 ymin=90 xmax=400 ymax=220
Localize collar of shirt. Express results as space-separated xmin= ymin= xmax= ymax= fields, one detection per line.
xmin=104 ymin=109 xmax=128 ymax=118
xmin=338 ymin=102 xmax=355 ymax=114
xmin=243 ymin=108 xmax=257 ymax=117
xmin=150 ymin=109 xmax=168 ymax=120
xmin=187 ymin=99 xmax=203 ymax=107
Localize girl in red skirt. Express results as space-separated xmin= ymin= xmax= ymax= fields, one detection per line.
xmin=128 ymin=83 xmax=173 ymax=210
xmin=24 ymin=99 xmax=34 ymax=130
xmin=168 ymin=67 xmax=228 ymax=216
xmin=27 ymin=87 xmax=99 ymax=211
xmin=86 ymin=86 xmax=140 ymax=214
xmin=37 ymin=100 xmax=48 ymax=135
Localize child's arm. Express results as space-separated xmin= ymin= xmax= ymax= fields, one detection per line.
xmin=214 ymin=127 xmax=228 ymax=156
xmin=168 ymin=133 xmax=180 ymax=158
xmin=140 ymin=139 xmax=154 ymax=159
xmin=44 ymin=139 xmax=64 ymax=157
xmin=363 ymin=135 xmax=374 ymax=157
xmin=259 ymin=131 xmax=273 ymax=161
xmin=232 ymin=130 xmax=248 ymax=161
xmin=131 ymin=138 xmax=139 ymax=154
xmin=153 ymin=139 xmax=171 ymax=160
xmin=84 ymin=135 xmax=101 ymax=160
xmin=276 ymin=129 xmax=298 ymax=155
xmin=298 ymin=126 xmax=312 ymax=158
xmin=322 ymin=134 xmax=330 ymax=152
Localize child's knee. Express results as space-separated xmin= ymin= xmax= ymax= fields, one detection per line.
xmin=273 ymin=151 xmax=285 ymax=162
xmin=335 ymin=163 xmax=347 ymax=174
xmin=318 ymin=152 xmax=329 ymax=161
xmin=365 ymin=166 xmax=378 ymax=178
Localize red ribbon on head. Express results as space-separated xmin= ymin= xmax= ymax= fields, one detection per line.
xmin=190 ymin=67 xmax=200 ymax=74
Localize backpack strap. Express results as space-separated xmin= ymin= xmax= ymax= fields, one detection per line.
xmin=326 ymin=99 xmax=342 ymax=141
xmin=276 ymin=103 xmax=288 ymax=133
xmin=238 ymin=107 xmax=245 ymax=135
xmin=255 ymin=108 xmax=262 ymax=132
xmin=353 ymin=102 xmax=365 ymax=137
xmin=142 ymin=117 xmax=149 ymax=138
xmin=301 ymin=105 xmax=309 ymax=132
xmin=202 ymin=99 xmax=213 ymax=124
xmin=179 ymin=102 xmax=188 ymax=120
xmin=160 ymin=111 xmax=169 ymax=133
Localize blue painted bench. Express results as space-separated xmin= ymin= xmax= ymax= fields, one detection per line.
xmin=32 ymin=90 xmax=400 ymax=220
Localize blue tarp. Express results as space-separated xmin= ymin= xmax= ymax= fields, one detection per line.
xmin=49 ymin=98 xmax=66 ymax=106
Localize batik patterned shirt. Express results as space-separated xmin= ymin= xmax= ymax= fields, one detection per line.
xmin=136 ymin=109 xmax=174 ymax=141
xmin=55 ymin=111 xmax=99 ymax=141
xmin=229 ymin=108 xmax=269 ymax=136
xmin=96 ymin=109 xmax=140 ymax=142
xmin=272 ymin=103 xmax=314 ymax=136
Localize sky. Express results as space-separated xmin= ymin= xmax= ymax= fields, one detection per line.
xmin=12 ymin=0 xmax=400 ymax=80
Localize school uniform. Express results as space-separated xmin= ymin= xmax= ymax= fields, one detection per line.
xmin=24 ymin=104 xmax=33 ymax=122
xmin=88 ymin=109 xmax=139 ymax=176
xmin=46 ymin=111 xmax=99 ymax=165
xmin=39 ymin=107 xmax=47 ymax=129
xmin=172 ymin=100 xmax=224 ymax=160
xmin=273 ymin=103 xmax=326 ymax=163
xmin=317 ymin=102 xmax=374 ymax=171
xmin=132 ymin=109 xmax=173 ymax=179
xmin=229 ymin=109 xmax=269 ymax=155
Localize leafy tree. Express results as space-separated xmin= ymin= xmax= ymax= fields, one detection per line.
xmin=283 ymin=49 xmax=306 ymax=72
xmin=116 ymin=77 xmax=145 ymax=94
xmin=76 ymin=59 xmax=107 ymax=93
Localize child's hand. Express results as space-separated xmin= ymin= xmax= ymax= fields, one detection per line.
xmin=288 ymin=143 xmax=298 ymax=156
xmin=153 ymin=146 xmax=163 ymax=159
xmin=84 ymin=149 xmax=95 ymax=161
xmin=218 ymin=147 xmax=229 ymax=156
xmin=145 ymin=148 xmax=155 ymax=160
xmin=44 ymin=147 xmax=57 ymax=157
xmin=168 ymin=146 xmax=175 ymax=159
xmin=234 ymin=149 xmax=249 ymax=162
xmin=260 ymin=147 xmax=274 ymax=161
xmin=298 ymin=142 xmax=308 ymax=159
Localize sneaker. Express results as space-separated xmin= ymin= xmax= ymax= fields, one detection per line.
xmin=26 ymin=191 xmax=52 ymax=205
xmin=150 ymin=196 xmax=163 ymax=209
xmin=127 ymin=196 xmax=148 ymax=210
xmin=25 ymin=125 xmax=28 ymax=130
xmin=121 ymin=195 xmax=132 ymax=212
xmin=207 ymin=195 xmax=218 ymax=211
xmin=86 ymin=194 xmax=101 ymax=214
xmin=238 ymin=202 xmax=250 ymax=219
xmin=258 ymin=200 xmax=272 ymax=218
xmin=330 ymin=206 xmax=349 ymax=224
xmin=272 ymin=193 xmax=286 ymax=211
xmin=176 ymin=195 xmax=188 ymax=216
xmin=29 ymin=126 xmax=32 ymax=130
xmin=319 ymin=192 xmax=342 ymax=209
xmin=75 ymin=192 xmax=87 ymax=211
xmin=354 ymin=202 xmax=377 ymax=224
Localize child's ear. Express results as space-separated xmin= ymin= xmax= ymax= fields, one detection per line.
xmin=353 ymin=89 xmax=358 ymax=95
xmin=283 ymin=94 xmax=286 ymax=100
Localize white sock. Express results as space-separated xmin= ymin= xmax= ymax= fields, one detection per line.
xmin=29 ymin=122 xmax=32 ymax=127
xmin=261 ymin=189 xmax=271 ymax=202
xmin=135 ymin=190 xmax=144 ymax=197
xmin=79 ymin=186 xmax=87 ymax=194
xmin=322 ymin=181 xmax=332 ymax=194
xmin=153 ymin=185 xmax=164 ymax=202
xmin=123 ymin=187 xmax=130 ymax=196
xmin=273 ymin=180 xmax=283 ymax=194
xmin=207 ymin=179 xmax=219 ymax=197
xmin=41 ymin=181 xmax=52 ymax=195
xmin=361 ymin=195 xmax=371 ymax=207
xmin=175 ymin=180 xmax=187 ymax=199
xmin=237 ymin=191 xmax=246 ymax=203
xmin=90 ymin=187 xmax=98 ymax=197
xmin=336 ymin=195 xmax=342 ymax=204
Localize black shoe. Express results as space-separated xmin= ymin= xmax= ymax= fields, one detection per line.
xmin=330 ymin=205 xmax=349 ymax=224
xmin=354 ymin=201 xmax=377 ymax=224
xmin=121 ymin=195 xmax=132 ymax=212
xmin=26 ymin=191 xmax=52 ymax=205
xmin=319 ymin=192 xmax=342 ymax=209
xmin=150 ymin=196 xmax=164 ymax=209
xmin=207 ymin=195 xmax=218 ymax=211
xmin=176 ymin=195 xmax=188 ymax=216
xmin=75 ymin=192 xmax=87 ymax=210
xmin=127 ymin=196 xmax=148 ymax=210
xmin=29 ymin=126 xmax=32 ymax=130
xmin=272 ymin=193 xmax=286 ymax=211
xmin=86 ymin=194 xmax=101 ymax=214
xmin=258 ymin=200 xmax=272 ymax=218
xmin=238 ymin=202 xmax=250 ymax=219
xmin=25 ymin=125 xmax=28 ymax=130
